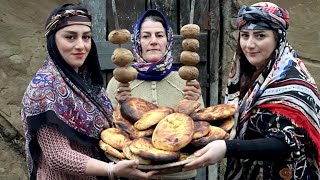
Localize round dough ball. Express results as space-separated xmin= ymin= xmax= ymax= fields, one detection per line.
xmin=182 ymin=38 xmax=199 ymax=52
xmin=180 ymin=51 xmax=200 ymax=66
xmin=108 ymin=29 xmax=131 ymax=44
xmin=113 ymin=66 xmax=138 ymax=83
xmin=181 ymin=24 xmax=200 ymax=38
xmin=112 ymin=48 xmax=134 ymax=67
xmin=178 ymin=65 xmax=199 ymax=80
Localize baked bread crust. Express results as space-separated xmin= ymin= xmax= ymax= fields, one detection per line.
xmin=190 ymin=104 xmax=236 ymax=121
xmin=219 ymin=116 xmax=235 ymax=132
xmin=129 ymin=138 xmax=180 ymax=163
xmin=100 ymin=128 xmax=131 ymax=150
xmin=174 ymin=99 xmax=201 ymax=115
xmin=193 ymin=121 xmax=210 ymax=139
xmin=122 ymin=142 xmax=151 ymax=165
xmin=134 ymin=107 xmax=174 ymax=130
xmin=190 ymin=126 xmax=229 ymax=149
xmin=121 ymin=97 xmax=158 ymax=124
xmin=152 ymin=113 xmax=194 ymax=151
xmin=99 ymin=140 xmax=125 ymax=159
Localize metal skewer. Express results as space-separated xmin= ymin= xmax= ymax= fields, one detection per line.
xmin=190 ymin=0 xmax=195 ymax=24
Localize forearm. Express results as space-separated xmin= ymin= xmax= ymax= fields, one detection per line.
xmin=225 ymin=137 xmax=290 ymax=160
xmin=85 ymin=158 xmax=110 ymax=177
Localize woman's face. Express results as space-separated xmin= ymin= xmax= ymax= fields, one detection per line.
xmin=140 ymin=20 xmax=167 ymax=62
xmin=240 ymin=29 xmax=277 ymax=70
xmin=55 ymin=25 xmax=92 ymax=72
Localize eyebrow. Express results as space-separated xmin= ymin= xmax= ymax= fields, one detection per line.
xmin=240 ymin=30 xmax=266 ymax=34
xmin=63 ymin=31 xmax=91 ymax=35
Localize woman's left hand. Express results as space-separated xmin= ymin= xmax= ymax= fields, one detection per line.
xmin=183 ymin=80 xmax=202 ymax=101
xmin=183 ymin=140 xmax=227 ymax=172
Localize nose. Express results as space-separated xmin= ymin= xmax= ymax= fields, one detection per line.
xmin=75 ymin=39 xmax=85 ymax=49
xmin=150 ymin=34 xmax=158 ymax=45
xmin=246 ymin=37 xmax=256 ymax=49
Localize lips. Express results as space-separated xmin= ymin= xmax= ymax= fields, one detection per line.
xmin=73 ymin=53 xmax=85 ymax=58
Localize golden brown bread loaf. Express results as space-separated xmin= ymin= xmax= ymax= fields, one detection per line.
xmin=219 ymin=116 xmax=235 ymax=132
xmin=181 ymin=24 xmax=200 ymax=38
xmin=190 ymin=104 xmax=236 ymax=121
xmin=129 ymin=137 xmax=180 ymax=163
xmin=134 ymin=106 xmax=174 ymax=130
xmin=113 ymin=66 xmax=138 ymax=83
xmin=99 ymin=140 xmax=126 ymax=159
xmin=178 ymin=65 xmax=199 ymax=81
xmin=100 ymin=128 xmax=131 ymax=150
xmin=180 ymin=51 xmax=200 ymax=66
xmin=190 ymin=126 xmax=229 ymax=149
xmin=152 ymin=113 xmax=194 ymax=151
xmin=193 ymin=121 xmax=210 ymax=139
xmin=108 ymin=29 xmax=131 ymax=44
xmin=121 ymin=97 xmax=158 ymax=124
xmin=174 ymin=99 xmax=201 ymax=115
xmin=122 ymin=142 xmax=151 ymax=165
xmin=111 ymin=48 xmax=134 ymax=67
xmin=182 ymin=39 xmax=199 ymax=52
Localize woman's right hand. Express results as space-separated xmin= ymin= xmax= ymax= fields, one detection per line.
xmin=115 ymin=82 xmax=132 ymax=104
xmin=114 ymin=160 xmax=157 ymax=179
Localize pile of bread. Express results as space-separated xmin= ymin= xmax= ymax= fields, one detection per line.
xmin=99 ymin=98 xmax=236 ymax=165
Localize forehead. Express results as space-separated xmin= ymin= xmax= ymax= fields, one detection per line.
xmin=240 ymin=29 xmax=274 ymax=34
xmin=140 ymin=20 xmax=165 ymax=33
xmin=58 ymin=24 xmax=91 ymax=33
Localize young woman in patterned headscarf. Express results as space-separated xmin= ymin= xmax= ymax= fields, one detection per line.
xmin=184 ymin=2 xmax=320 ymax=179
xmin=21 ymin=4 xmax=156 ymax=180
xmin=106 ymin=9 xmax=203 ymax=109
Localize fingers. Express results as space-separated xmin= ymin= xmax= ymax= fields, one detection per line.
xmin=194 ymin=144 xmax=209 ymax=157
xmin=184 ymin=80 xmax=202 ymax=101
xmin=186 ymin=80 xmax=201 ymax=89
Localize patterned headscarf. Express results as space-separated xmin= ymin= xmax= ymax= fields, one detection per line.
xmin=21 ymin=4 xmax=113 ymax=179
xmin=225 ymin=1 xmax=320 ymax=164
xmin=131 ymin=9 xmax=176 ymax=81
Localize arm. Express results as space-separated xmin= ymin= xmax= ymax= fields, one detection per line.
xmin=183 ymin=80 xmax=202 ymax=102
xmin=38 ymin=125 xmax=156 ymax=178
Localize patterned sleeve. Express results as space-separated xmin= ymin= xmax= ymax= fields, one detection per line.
xmin=37 ymin=124 xmax=91 ymax=175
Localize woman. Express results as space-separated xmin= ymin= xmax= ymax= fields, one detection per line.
xmin=183 ymin=2 xmax=320 ymax=179
xmin=106 ymin=9 xmax=203 ymax=180
xmin=106 ymin=9 xmax=203 ymax=108
xmin=21 ymin=4 xmax=155 ymax=180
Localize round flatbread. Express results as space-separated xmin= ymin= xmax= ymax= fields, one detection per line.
xmin=152 ymin=113 xmax=194 ymax=151
xmin=174 ymin=99 xmax=201 ymax=115
xmin=134 ymin=107 xmax=174 ymax=130
xmin=129 ymin=138 xmax=180 ymax=164
xmin=193 ymin=121 xmax=210 ymax=139
xmin=99 ymin=140 xmax=125 ymax=159
xmin=100 ymin=128 xmax=131 ymax=150
xmin=190 ymin=126 xmax=229 ymax=149
xmin=219 ymin=116 xmax=235 ymax=132
xmin=191 ymin=104 xmax=236 ymax=121
xmin=122 ymin=142 xmax=151 ymax=165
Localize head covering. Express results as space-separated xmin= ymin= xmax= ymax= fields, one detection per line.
xmin=226 ymin=1 xmax=320 ymax=171
xmin=21 ymin=4 xmax=113 ymax=179
xmin=131 ymin=9 xmax=177 ymax=81
xmin=237 ymin=2 xmax=289 ymax=30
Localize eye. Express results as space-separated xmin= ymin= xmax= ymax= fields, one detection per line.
xmin=141 ymin=34 xmax=150 ymax=39
xmin=83 ymin=35 xmax=91 ymax=40
xmin=65 ymin=35 xmax=75 ymax=40
xmin=256 ymin=33 xmax=266 ymax=39
xmin=240 ymin=33 xmax=249 ymax=39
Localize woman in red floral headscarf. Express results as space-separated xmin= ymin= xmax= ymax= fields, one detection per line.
xmin=184 ymin=2 xmax=320 ymax=179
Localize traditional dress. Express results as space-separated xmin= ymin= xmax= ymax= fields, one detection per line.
xmin=225 ymin=2 xmax=320 ymax=179
xmin=21 ymin=5 xmax=113 ymax=180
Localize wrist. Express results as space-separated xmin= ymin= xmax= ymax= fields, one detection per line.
xmin=106 ymin=162 xmax=115 ymax=180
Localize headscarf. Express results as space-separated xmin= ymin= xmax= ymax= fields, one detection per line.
xmin=21 ymin=4 xmax=113 ymax=179
xmin=131 ymin=9 xmax=176 ymax=81
xmin=225 ymin=1 xmax=320 ymax=165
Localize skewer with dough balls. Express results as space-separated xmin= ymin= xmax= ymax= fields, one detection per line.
xmin=178 ymin=65 xmax=199 ymax=81
xmin=134 ymin=107 xmax=174 ymax=130
xmin=99 ymin=140 xmax=125 ymax=159
xmin=152 ymin=113 xmax=194 ymax=151
xmin=111 ymin=48 xmax=134 ymax=67
xmin=108 ymin=29 xmax=131 ymax=44
xmin=100 ymin=128 xmax=131 ymax=150
xmin=129 ymin=137 xmax=180 ymax=163
xmin=182 ymin=38 xmax=199 ymax=52
xmin=181 ymin=24 xmax=200 ymax=38
xmin=180 ymin=51 xmax=200 ymax=66
xmin=190 ymin=104 xmax=236 ymax=121
xmin=113 ymin=66 xmax=137 ymax=83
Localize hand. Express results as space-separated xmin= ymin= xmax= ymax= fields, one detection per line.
xmin=115 ymin=82 xmax=131 ymax=104
xmin=183 ymin=140 xmax=227 ymax=172
xmin=113 ymin=160 xmax=157 ymax=179
xmin=183 ymin=80 xmax=202 ymax=101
